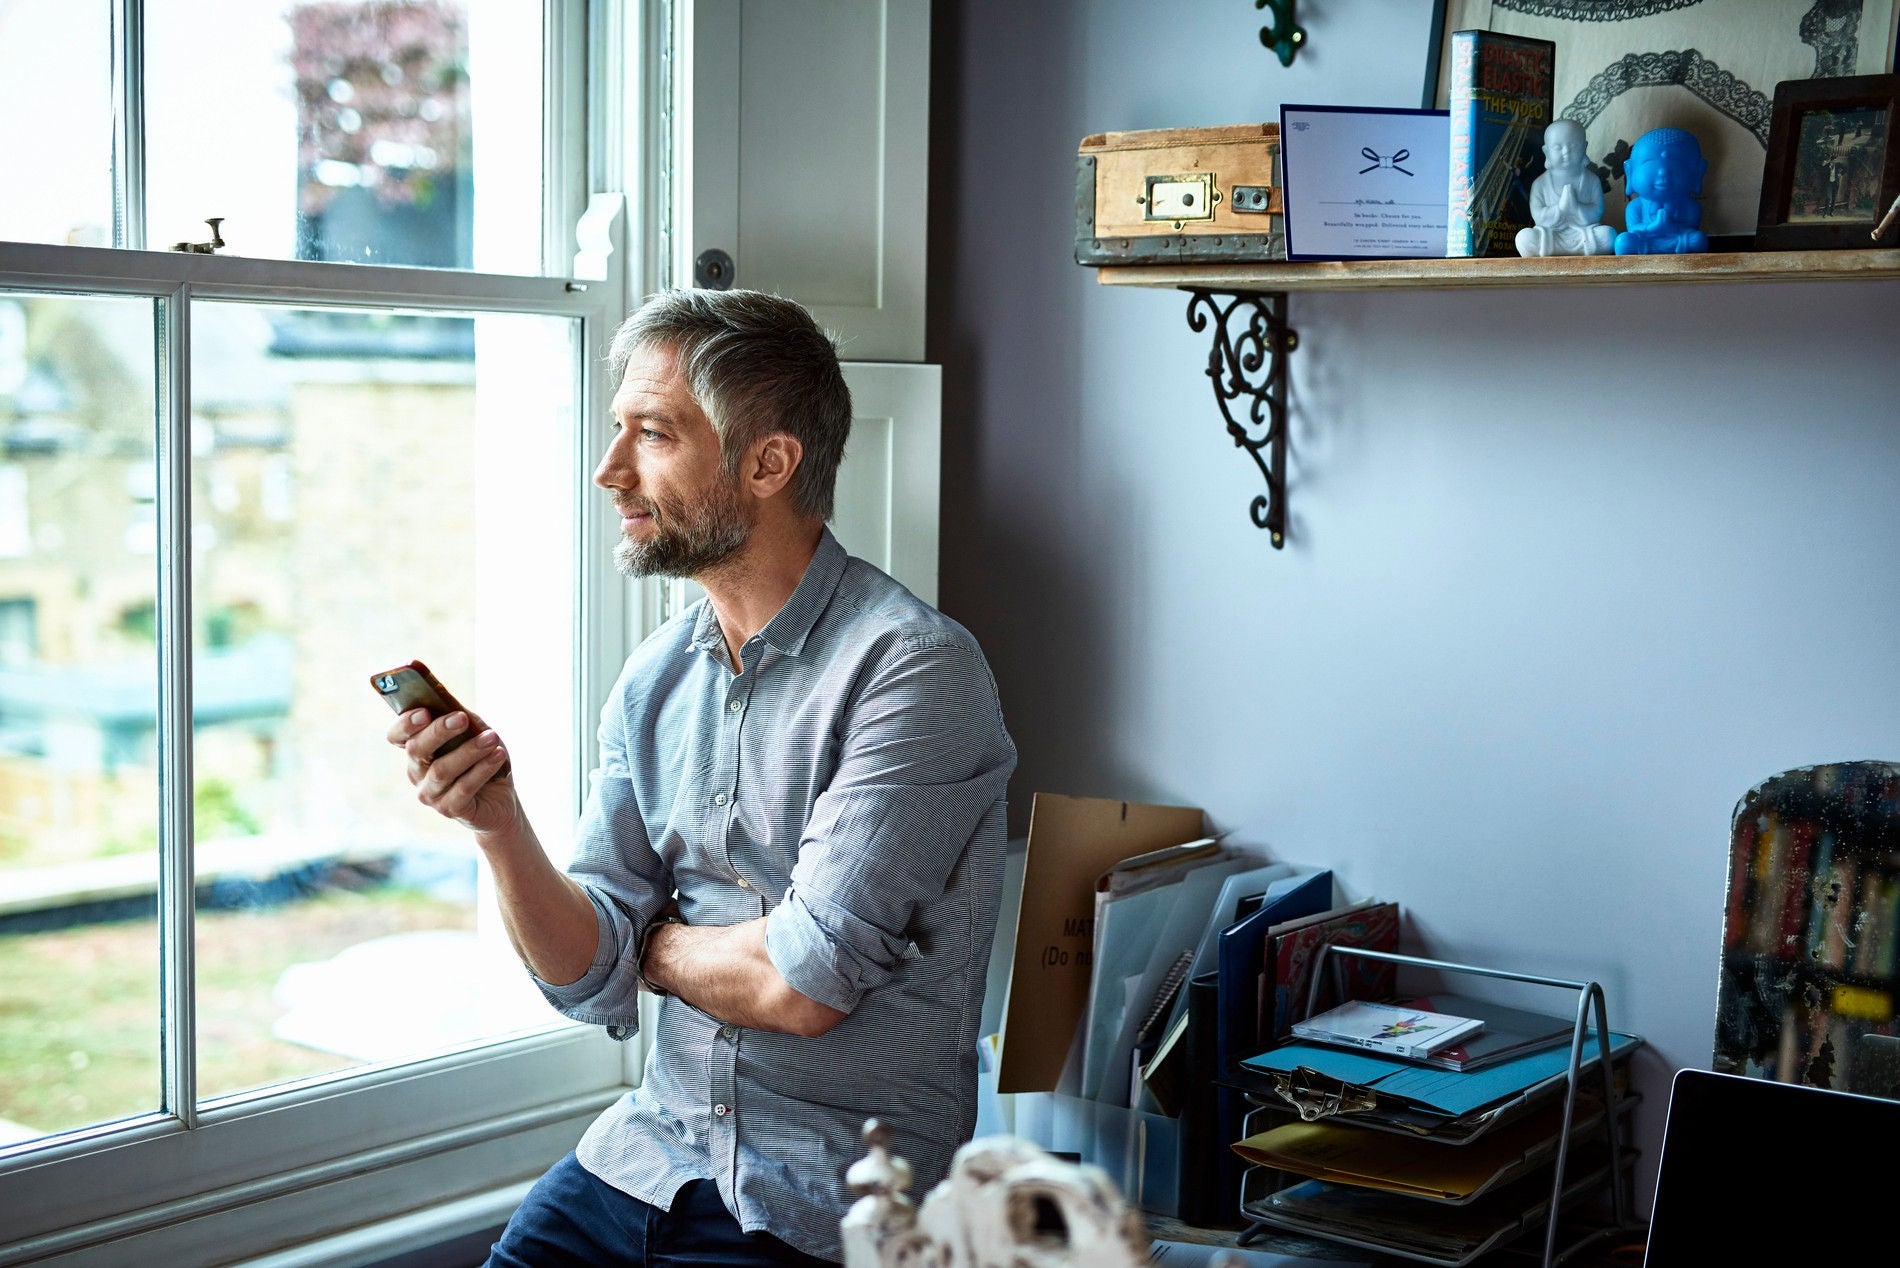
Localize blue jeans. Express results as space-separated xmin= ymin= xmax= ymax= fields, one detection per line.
xmin=485 ymin=1152 xmax=838 ymax=1267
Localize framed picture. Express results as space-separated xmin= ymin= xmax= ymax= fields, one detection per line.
xmin=1425 ymin=0 xmax=1900 ymax=245
xmin=1279 ymin=104 xmax=1452 ymax=260
xmin=1756 ymin=74 xmax=1900 ymax=249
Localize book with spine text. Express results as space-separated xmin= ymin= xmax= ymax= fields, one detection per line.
xmin=1446 ymin=28 xmax=1555 ymax=257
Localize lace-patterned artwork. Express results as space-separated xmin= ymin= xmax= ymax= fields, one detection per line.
xmin=1429 ymin=0 xmax=1900 ymax=238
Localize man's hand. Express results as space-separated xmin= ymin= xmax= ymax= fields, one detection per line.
xmin=386 ymin=706 xmax=600 ymax=984
xmin=641 ymin=917 xmax=848 ymax=1038
xmin=387 ymin=708 xmax=518 ymax=838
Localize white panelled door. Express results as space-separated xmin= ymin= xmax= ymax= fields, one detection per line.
xmin=832 ymin=362 xmax=942 ymax=604
xmin=685 ymin=0 xmax=931 ymax=363
xmin=668 ymin=0 xmax=941 ymax=625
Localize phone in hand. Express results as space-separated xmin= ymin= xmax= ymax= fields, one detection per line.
xmin=370 ymin=660 xmax=511 ymax=777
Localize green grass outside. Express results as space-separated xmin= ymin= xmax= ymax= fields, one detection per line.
xmin=0 ymin=889 xmax=474 ymax=1138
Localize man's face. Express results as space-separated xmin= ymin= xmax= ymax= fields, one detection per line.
xmin=597 ymin=342 xmax=751 ymax=578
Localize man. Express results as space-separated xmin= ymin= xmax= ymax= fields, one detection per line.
xmin=387 ymin=288 xmax=1016 ymax=1266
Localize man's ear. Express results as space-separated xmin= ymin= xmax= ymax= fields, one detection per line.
xmin=744 ymin=432 xmax=804 ymax=501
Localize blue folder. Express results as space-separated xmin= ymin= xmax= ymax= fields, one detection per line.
xmin=1214 ymin=870 xmax=1334 ymax=1073
xmin=1241 ymin=1030 xmax=1642 ymax=1118
xmin=1210 ymin=869 xmax=1333 ymax=1211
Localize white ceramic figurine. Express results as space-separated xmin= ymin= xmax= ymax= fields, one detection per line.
xmin=1515 ymin=119 xmax=1615 ymax=257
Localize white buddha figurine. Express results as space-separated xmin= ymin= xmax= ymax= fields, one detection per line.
xmin=1515 ymin=119 xmax=1615 ymax=257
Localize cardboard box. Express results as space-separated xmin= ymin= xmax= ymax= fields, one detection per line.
xmin=995 ymin=792 xmax=1205 ymax=1094
xmin=1076 ymin=123 xmax=1285 ymax=266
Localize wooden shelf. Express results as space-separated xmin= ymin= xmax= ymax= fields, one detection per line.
xmin=1112 ymin=245 xmax=1899 ymax=549
xmin=1096 ymin=247 xmax=1900 ymax=293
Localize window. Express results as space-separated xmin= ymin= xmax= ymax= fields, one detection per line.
xmin=0 ymin=0 xmax=548 ymax=273
xmin=0 ymin=3 xmax=660 ymax=1261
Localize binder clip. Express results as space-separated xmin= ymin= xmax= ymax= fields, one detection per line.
xmin=1267 ymin=1067 xmax=1377 ymax=1122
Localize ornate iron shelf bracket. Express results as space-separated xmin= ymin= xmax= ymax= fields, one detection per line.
xmin=1185 ymin=288 xmax=1297 ymax=548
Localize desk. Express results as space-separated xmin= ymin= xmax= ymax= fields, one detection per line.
xmin=1146 ymin=1216 xmax=1647 ymax=1267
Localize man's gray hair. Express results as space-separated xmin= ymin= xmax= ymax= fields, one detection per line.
xmin=607 ymin=289 xmax=852 ymax=522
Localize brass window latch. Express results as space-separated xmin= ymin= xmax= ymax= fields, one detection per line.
xmin=170 ymin=218 xmax=225 ymax=254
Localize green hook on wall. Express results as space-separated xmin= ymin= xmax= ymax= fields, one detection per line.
xmin=1256 ymin=0 xmax=1306 ymax=67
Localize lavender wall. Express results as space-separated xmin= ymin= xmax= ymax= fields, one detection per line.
xmin=929 ymin=0 xmax=1900 ymax=1207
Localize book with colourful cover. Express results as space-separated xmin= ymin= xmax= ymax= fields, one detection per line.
xmin=1445 ymin=28 xmax=1554 ymax=258
xmin=1292 ymin=999 xmax=1483 ymax=1060
xmin=1264 ymin=899 xmax=1401 ymax=1044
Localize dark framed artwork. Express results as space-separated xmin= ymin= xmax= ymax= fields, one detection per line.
xmin=1425 ymin=1 xmax=1900 ymax=245
xmin=1756 ymin=73 xmax=1900 ymax=248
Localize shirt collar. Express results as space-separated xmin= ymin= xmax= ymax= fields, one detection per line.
xmin=687 ymin=528 xmax=847 ymax=661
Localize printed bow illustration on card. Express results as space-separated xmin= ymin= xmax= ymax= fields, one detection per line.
xmin=1359 ymin=146 xmax=1413 ymax=176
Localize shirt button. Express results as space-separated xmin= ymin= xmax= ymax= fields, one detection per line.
xmin=728 ymin=698 xmax=742 ymax=712
xmin=719 ymin=1025 xmax=738 ymax=1040
xmin=713 ymin=1103 xmax=730 ymax=1117
xmin=714 ymin=792 xmax=728 ymax=806
xmin=736 ymin=875 xmax=751 ymax=890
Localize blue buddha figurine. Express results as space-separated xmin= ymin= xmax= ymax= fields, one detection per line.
xmin=1615 ymin=127 xmax=1708 ymax=255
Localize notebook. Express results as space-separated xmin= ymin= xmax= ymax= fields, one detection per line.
xmin=1643 ymin=1067 xmax=1900 ymax=1265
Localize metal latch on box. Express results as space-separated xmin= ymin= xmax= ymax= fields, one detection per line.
xmin=1231 ymin=185 xmax=1273 ymax=213
xmin=1141 ymin=173 xmax=1216 ymax=223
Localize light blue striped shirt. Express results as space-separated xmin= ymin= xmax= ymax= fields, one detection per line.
xmin=536 ymin=529 xmax=1016 ymax=1261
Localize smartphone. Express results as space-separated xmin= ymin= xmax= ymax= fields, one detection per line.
xmin=369 ymin=660 xmax=511 ymax=777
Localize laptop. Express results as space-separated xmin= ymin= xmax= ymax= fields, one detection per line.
xmin=1643 ymin=1067 xmax=1900 ymax=1265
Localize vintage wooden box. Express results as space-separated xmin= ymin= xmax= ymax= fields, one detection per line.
xmin=1075 ymin=123 xmax=1284 ymax=266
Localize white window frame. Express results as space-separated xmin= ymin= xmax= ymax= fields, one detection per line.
xmin=0 ymin=2 xmax=671 ymax=1262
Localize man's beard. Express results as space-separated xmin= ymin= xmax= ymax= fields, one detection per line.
xmin=613 ymin=476 xmax=751 ymax=578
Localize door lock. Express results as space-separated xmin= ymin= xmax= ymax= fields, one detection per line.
xmin=695 ymin=248 xmax=735 ymax=290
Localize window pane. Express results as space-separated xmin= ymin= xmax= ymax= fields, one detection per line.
xmin=189 ymin=301 xmax=580 ymax=1104
xmin=0 ymin=292 xmax=162 ymax=1145
xmin=0 ymin=2 xmax=115 ymax=247
xmin=144 ymin=1 xmax=544 ymax=273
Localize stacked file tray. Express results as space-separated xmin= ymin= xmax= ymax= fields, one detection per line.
xmin=1228 ymin=947 xmax=1644 ymax=1268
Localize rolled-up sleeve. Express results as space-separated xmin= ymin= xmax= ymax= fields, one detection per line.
xmin=765 ymin=635 xmax=1016 ymax=1014
xmin=534 ymin=671 xmax=672 ymax=1032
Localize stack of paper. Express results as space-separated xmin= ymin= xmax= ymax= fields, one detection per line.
xmin=988 ymin=791 xmax=1412 ymax=1226
xmin=1079 ymin=837 xmax=1247 ymax=1105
